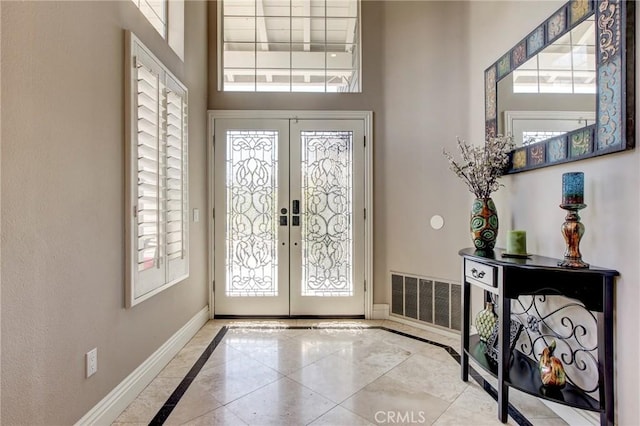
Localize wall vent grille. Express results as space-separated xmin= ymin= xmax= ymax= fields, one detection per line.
xmin=390 ymin=271 xmax=461 ymax=332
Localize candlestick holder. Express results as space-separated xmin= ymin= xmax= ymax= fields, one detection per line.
xmin=558 ymin=203 xmax=589 ymax=268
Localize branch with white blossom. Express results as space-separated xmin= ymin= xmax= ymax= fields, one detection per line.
xmin=442 ymin=135 xmax=514 ymax=199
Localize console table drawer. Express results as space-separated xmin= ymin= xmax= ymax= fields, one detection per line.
xmin=465 ymin=260 xmax=496 ymax=287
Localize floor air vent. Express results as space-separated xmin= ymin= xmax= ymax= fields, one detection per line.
xmin=391 ymin=272 xmax=461 ymax=332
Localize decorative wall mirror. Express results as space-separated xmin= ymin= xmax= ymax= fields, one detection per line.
xmin=485 ymin=0 xmax=635 ymax=173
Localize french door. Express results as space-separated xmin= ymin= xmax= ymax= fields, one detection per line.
xmin=213 ymin=118 xmax=365 ymax=316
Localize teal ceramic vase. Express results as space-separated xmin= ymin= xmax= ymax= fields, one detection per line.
xmin=475 ymin=302 xmax=497 ymax=343
xmin=470 ymin=198 xmax=499 ymax=250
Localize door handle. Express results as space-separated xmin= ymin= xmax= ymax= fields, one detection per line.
xmin=291 ymin=200 xmax=300 ymax=226
xmin=279 ymin=207 xmax=288 ymax=226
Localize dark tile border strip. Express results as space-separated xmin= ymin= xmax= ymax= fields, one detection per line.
xmin=148 ymin=326 xmax=228 ymax=425
xmin=149 ymin=324 xmax=531 ymax=426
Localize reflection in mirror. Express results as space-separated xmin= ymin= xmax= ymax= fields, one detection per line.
xmin=498 ymin=18 xmax=595 ymax=147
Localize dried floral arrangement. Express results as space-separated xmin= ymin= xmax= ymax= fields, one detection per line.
xmin=443 ymin=135 xmax=514 ymax=199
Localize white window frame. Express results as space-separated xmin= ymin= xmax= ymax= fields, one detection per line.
xmin=217 ymin=0 xmax=362 ymax=93
xmin=130 ymin=0 xmax=185 ymax=60
xmin=125 ymin=31 xmax=189 ymax=307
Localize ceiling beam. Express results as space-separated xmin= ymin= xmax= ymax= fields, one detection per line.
xmin=256 ymin=0 xmax=269 ymax=51
xmin=344 ymin=0 xmax=358 ymax=47
xmin=303 ymin=0 xmax=311 ymax=50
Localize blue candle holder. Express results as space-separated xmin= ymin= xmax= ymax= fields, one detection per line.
xmin=562 ymin=172 xmax=584 ymax=206
xmin=559 ymin=172 xmax=588 ymax=268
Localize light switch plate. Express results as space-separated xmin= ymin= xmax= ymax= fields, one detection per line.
xmin=86 ymin=348 xmax=98 ymax=378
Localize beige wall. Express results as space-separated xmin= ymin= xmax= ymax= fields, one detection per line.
xmin=2 ymin=0 xmax=638 ymax=424
xmin=209 ymin=0 xmax=472 ymax=302
xmin=468 ymin=2 xmax=640 ymax=423
xmin=0 ymin=1 xmax=208 ymax=424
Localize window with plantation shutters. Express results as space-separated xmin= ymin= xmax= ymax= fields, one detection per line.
xmin=165 ymin=76 xmax=188 ymax=283
xmin=126 ymin=32 xmax=189 ymax=307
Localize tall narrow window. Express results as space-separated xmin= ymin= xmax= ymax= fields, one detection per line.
xmin=130 ymin=0 xmax=167 ymax=37
xmin=129 ymin=0 xmax=185 ymax=60
xmin=220 ymin=0 xmax=361 ymax=92
xmin=126 ymin=32 xmax=189 ymax=307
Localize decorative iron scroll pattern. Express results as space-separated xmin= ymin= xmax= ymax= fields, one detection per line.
xmin=225 ymin=130 xmax=279 ymax=297
xmin=511 ymin=295 xmax=600 ymax=397
xmin=300 ymin=131 xmax=353 ymax=296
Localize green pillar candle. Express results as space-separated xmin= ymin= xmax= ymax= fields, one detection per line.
xmin=507 ymin=230 xmax=527 ymax=254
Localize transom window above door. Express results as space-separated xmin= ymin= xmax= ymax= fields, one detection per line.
xmin=219 ymin=0 xmax=361 ymax=93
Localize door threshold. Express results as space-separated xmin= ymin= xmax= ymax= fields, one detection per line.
xmin=214 ymin=314 xmax=365 ymax=320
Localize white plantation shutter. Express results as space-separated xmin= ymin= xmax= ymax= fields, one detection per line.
xmin=165 ymin=75 xmax=189 ymax=282
xmin=135 ymin=60 xmax=161 ymax=273
xmin=127 ymin=32 xmax=189 ymax=307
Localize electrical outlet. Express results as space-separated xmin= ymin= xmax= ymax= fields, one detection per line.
xmin=86 ymin=348 xmax=98 ymax=378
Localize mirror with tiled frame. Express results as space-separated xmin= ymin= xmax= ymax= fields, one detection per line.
xmin=485 ymin=0 xmax=635 ymax=173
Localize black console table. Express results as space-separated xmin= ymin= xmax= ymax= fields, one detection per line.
xmin=459 ymin=248 xmax=618 ymax=426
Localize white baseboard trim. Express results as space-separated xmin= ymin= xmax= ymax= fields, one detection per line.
xmin=388 ymin=315 xmax=461 ymax=340
xmin=541 ymin=400 xmax=599 ymax=426
xmin=75 ymin=306 xmax=210 ymax=426
xmin=372 ymin=304 xmax=389 ymax=320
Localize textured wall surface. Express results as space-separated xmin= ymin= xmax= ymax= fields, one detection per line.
xmin=0 ymin=1 xmax=208 ymax=423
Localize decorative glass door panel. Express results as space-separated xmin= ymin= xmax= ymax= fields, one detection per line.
xmin=215 ymin=119 xmax=290 ymax=315
xmin=300 ymin=131 xmax=353 ymax=297
xmin=214 ymin=118 xmax=364 ymax=316
xmin=225 ymin=130 xmax=279 ymax=297
xmin=290 ymin=120 xmax=364 ymax=315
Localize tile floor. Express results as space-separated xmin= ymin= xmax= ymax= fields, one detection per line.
xmin=113 ymin=320 xmax=569 ymax=426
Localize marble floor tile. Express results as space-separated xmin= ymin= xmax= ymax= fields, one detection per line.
xmin=200 ymin=343 xmax=246 ymax=370
xmin=226 ymin=377 xmax=335 ymax=425
xmin=163 ymin=376 xmax=223 ymax=425
xmin=384 ymin=353 xmax=469 ymax=402
xmin=333 ymin=340 xmax=412 ymax=372
xmin=181 ymin=406 xmax=248 ymax=426
xmin=382 ymin=320 xmax=460 ymax=348
xmin=111 ymin=423 xmax=147 ymax=426
xmin=433 ymin=405 xmax=517 ymax=426
xmin=195 ymin=355 xmax=282 ymax=404
xmin=525 ymin=417 xmax=570 ymax=425
xmin=341 ymin=374 xmax=451 ymax=425
xmin=287 ymin=353 xmax=386 ymax=403
xmin=415 ymin=343 xmax=459 ymax=363
xmin=447 ymin=385 xmax=505 ymax=418
xmin=508 ymin=388 xmax=562 ymax=419
xmin=157 ymin=343 xmax=210 ymax=379
xmin=114 ymin=377 xmax=183 ymax=424
xmin=241 ymin=336 xmax=341 ymax=375
xmin=114 ymin=320 xmax=572 ymax=426
xmin=308 ymin=405 xmax=374 ymax=426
